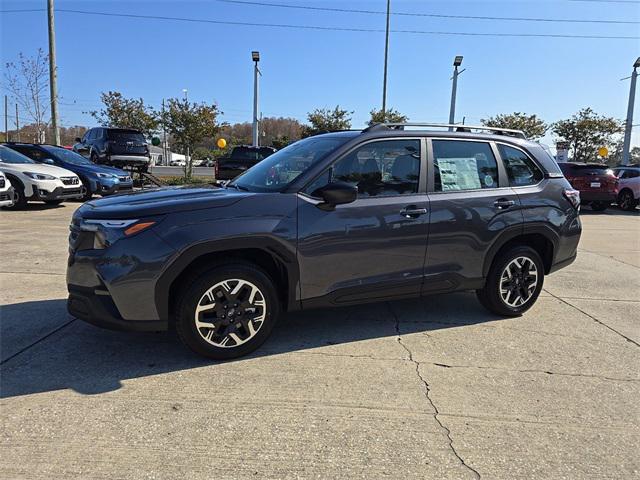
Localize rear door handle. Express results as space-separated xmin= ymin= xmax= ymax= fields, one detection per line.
xmin=400 ymin=206 xmax=428 ymax=218
xmin=494 ymin=199 xmax=516 ymax=209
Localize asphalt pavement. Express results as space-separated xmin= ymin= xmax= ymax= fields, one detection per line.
xmin=0 ymin=204 xmax=638 ymax=479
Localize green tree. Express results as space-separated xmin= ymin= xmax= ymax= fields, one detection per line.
xmin=552 ymin=108 xmax=623 ymax=162
xmin=271 ymin=135 xmax=291 ymax=150
xmin=89 ymin=91 xmax=159 ymax=136
xmin=192 ymin=146 xmax=214 ymax=160
xmin=481 ymin=112 xmax=547 ymax=140
xmin=161 ymin=98 xmax=221 ymax=178
xmin=368 ymin=107 xmax=408 ymax=126
xmin=301 ymin=106 xmax=352 ymax=137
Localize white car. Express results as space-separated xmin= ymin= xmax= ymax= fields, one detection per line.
xmin=0 ymin=145 xmax=83 ymax=208
xmin=613 ymin=165 xmax=640 ymax=211
xmin=0 ymin=170 xmax=14 ymax=208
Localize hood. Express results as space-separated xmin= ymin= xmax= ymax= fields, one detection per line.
xmin=66 ymin=162 xmax=127 ymax=176
xmin=0 ymin=162 xmax=78 ymax=178
xmin=78 ymin=185 xmax=249 ymax=219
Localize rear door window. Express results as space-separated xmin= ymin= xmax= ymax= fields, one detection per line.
xmin=107 ymin=130 xmax=146 ymax=143
xmin=497 ymin=144 xmax=544 ymax=186
xmin=432 ymin=140 xmax=499 ymax=191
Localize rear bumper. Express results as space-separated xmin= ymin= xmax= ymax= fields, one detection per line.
xmin=32 ymin=186 xmax=83 ymax=201
xmin=549 ymin=253 xmax=577 ymax=274
xmin=108 ymin=155 xmax=150 ymax=166
xmin=579 ymin=190 xmax=616 ymax=203
xmin=68 ymin=286 xmax=167 ymax=332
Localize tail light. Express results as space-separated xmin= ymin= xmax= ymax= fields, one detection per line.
xmin=214 ymin=160 xmax=219 ymax=178
xmin=563 ymin=188 xmax=580 ymax=210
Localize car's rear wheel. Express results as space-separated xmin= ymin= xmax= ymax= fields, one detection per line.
xmin=591 ymin=201 xmax=609 ymax=211
xmin=477 ymin=245 xmax=544 ymax=316
xmin=617 ymin=190 xmax=637 ymax=211
xmin=175 ymin=263 xmax=280 ymax=359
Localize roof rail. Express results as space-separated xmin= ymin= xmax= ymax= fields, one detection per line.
xmin=363 ymin=122 xmax=527 ymax=139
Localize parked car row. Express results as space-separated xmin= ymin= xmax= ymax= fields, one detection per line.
xmin=0 ymin=143 xmax=133 ymax=209
xmin=558 ymin=162 xmax=639 ymax=211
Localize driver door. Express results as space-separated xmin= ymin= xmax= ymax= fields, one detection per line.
xmin=297 ymin=138 xmax=430 ymax=306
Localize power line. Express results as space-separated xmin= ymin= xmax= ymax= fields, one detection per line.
xmin=1 ymin=8 xmax=637 ymax=40
xmin=216 ymin=0 xmax=640 ymax=24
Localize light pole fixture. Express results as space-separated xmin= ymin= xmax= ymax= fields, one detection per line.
xmin=252 ymin=51 xmax=261 ymax=147
xmin=448 ymin=55 xmax=465 ymax=130
xmin=381 ymin=0 xmax=391 ymax=119
xmin=621 ymin=57 xmax=639 ymax=165
xmin=182 ymin=89 xmax=188 ymax=102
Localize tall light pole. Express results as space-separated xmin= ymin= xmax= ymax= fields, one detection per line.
xmin=182 ymin=89 xmax=188 ymax=102
xmin=622 ymin=57 xmax=639 ymax=165
xmin=47 ymin=0 xmax=60 ymax=145
xmin=448 ymin=56 xmax=464 ymax=131
xmin=381 ymin=0 xmax=391 ymax=119
xmin=251 ymin=51 xmax=260 ymax=147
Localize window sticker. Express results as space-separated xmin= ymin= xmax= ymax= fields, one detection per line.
xmin=437 ymin=157 xmax=482 ymax=191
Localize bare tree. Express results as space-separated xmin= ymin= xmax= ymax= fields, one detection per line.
xmin=4 ymin=49 xmax=50 ymax=143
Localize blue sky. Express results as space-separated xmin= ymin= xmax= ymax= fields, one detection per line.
xmin=1 ymin=0 xmax=639 ymax=147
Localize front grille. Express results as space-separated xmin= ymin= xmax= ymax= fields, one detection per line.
xmin=60 ymin=188 xmax=82 ymax=197
xmin=61 ymin=177 xmax=80 ymax=186
xmin=0 ymin=177 xmax=5 ymax=188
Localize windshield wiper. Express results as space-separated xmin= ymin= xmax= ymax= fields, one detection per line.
xmin=226 ymin=183 xmax=250 ymax=192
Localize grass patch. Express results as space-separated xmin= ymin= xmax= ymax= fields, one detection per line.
xmin=160 ymin=176 xmax=214 ymax=186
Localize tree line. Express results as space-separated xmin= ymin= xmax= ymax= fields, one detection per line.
xmin=4 ymin=50 xmax=637 ymax=166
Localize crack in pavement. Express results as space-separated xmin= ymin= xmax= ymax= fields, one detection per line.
xmin=430 ymin=362 xmax=639 ymax=383
xmin=387 ymin=302 xmax=481 ymax=480
xmin=544 ymin=289 xmax=639 ymax=348
xmin=294 ymin=350 xmax=409 ymax=362
xmin=0 ymin=318 xmax=76 ymax=365
xmin=578 ymin=248 xmax=640 ymax=270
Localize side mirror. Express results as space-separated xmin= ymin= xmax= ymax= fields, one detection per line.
xmin=312 ymin=181 xmax=358 ymax=210
xmin=75 ymin=137 xmax=82 ymax=143
xmin=43 ymin=158 xmax=55 ymax=165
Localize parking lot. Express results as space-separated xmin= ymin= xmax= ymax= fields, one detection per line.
xmin=0 ymin=204 xmax=638 ymax=479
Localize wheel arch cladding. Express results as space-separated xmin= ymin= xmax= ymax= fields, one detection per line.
xmin=484 ymin=230 xmax=555 ymax=277
xmin=156 ymin=239 xmax=299 ymax=322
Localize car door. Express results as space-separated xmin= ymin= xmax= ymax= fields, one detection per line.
xmin=75 ymin=129 xmax=93 ymax=157
xmin=423 ymin=138 xmax=523 ymax=293
xmin=297 ymin=138 xmax=430 ymax=306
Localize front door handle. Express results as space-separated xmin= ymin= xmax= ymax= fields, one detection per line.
xmin=494 ymin=199 xmax=516 ymax=210
xmin=400 ymin=206 xmax=428 ymax=218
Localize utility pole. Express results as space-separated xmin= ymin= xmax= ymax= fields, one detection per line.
xmin=4 ymin=96 xmax=7 ymax=141
xmin=381 ymin=0 xmax=391 ymax=119
xmin=162 ymin=99 xmax=168 ymax=165
xmin=622 ymin=57 xmax=640 ymax=165
xmin=15 ymin=104 xmax=20 ymax=141
xmin=251 ymin=51 xmax=260 ymax=147
xmin=47 ymin=0 xmax=60 ymax=145
xmin=448 ymin=56 xmax=464 ymax=131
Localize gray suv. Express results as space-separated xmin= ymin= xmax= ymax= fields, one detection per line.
xmin=67 ymin=123 xmax=582 ymax=359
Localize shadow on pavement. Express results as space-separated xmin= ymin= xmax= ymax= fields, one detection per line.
xmin=0 ymin=293 xmax=500 ymax=399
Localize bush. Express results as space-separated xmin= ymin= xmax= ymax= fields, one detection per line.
xmin=161 ymin=176 xmax=212 ymax=186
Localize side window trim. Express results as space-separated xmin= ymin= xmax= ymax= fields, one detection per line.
xmin=495 ymin=142 xmax=545 ymax=188
xmin=426 ymin=137 xmax=510 ymax=194
xmin=300 ymin=137 xmax=427 ymax=198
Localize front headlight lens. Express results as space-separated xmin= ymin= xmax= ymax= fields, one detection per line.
xmin=95 ymin=172 xmax=117 ymax=179
xmin=80 ymin=218 xmax=157 ymax=249
xmin=23 ymin=172 xmax=56 ymax=180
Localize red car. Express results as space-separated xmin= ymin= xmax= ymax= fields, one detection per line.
xmin=558 ymin=162 xmax=617 ymax=211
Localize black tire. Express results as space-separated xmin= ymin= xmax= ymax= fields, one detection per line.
xmin=44 ymin=199 xmax=63 ymax=206
xmin=591 ymin=201 xmax=608 ymax=211
xmin=617 ymin=190 xmax=638 ymax=211
xmin=476 ymin=245 xmax=544 ymax=317
xmin=80 ymin=179 xmax=93 ymax=201
xmin=175 ymin=263 xmax=280 ymax=359
xmin=90 ymin=151 xmax=100 ymax=164
xmin=6 ymin=185 xmax=27 ymax=210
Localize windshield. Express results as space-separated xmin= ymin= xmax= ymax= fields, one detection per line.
xmin=43 ymin=146 xmax=94 ymax=166
xmin=229 ymin=136 xmax=350 ymax=192
xmin=107 ymin=130 xmax=146 ymax=143
xmin=0 ymin=145 xmax=35 ymax=164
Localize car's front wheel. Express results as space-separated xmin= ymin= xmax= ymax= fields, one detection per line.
xmin=617 ymin=190 xmax=638 ymax=211
xmin=175 ymin=263 xmax=280 ymax=359
xmin=477 ymin=245 xmax=544 ymax=316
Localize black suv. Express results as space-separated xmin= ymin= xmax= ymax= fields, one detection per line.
xmin=73 ymin=127 xmax=151 ymax=171
xmin=215 ymin=145 xmax=276 ymax=180
xmin=67 ymin=123 xmax=582 ymax=359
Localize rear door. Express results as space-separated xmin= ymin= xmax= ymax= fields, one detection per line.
xmin=424 ymin=138 xmax=523 ymax=293
xmin=297 ymin=138 xmax=430 ymax=305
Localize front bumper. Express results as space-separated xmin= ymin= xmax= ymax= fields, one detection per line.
xmin=68 ymin=286 xmax=167 ymax=331
xmin=0 ymin=186 xmax=14 ymax=207
xmin=33 ymin=186 xmax=83 ymax=201
xmin=96 ymin=181 xmax=134 ymax=196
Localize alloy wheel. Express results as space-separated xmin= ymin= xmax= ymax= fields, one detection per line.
xmin=499 ymin=256 xmax=538 ymax=307
xmin=619 ymin=191 xmax=633 ymax=210
xmin=193 ymin=278 xmax=266 ymax=348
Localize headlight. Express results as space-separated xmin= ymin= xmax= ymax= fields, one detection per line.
xmin=23 ymin=172 xmax=57 ymax=180
xmin=95 ymin=172 xmax=117 ymax=179
xmin=80 ymin=218 xmax=158 ymax=249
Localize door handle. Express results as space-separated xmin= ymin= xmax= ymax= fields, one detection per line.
xmin=400 ymin=206 xmax=428 ymax=218
xmin=494 ymin=199 xmax=515 ymax=209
